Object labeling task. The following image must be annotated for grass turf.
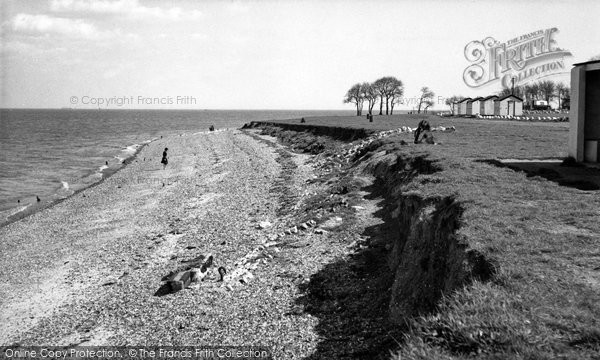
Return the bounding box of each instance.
[260,115,599,359]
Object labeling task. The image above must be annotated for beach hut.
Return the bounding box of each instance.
[569,59,600,162]
[468,97,483,116]
[457,98,471,116]
[494,95,523,116]
[480,95,499,115]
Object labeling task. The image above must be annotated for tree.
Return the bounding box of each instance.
[361,82,378,115]
[499,85,524,99]
[344,83,364,116]
[416,87,435,114]
[556,82,569,110]
[445,95,464,115]
[389,80,404,115]
[373,76,403,115]
[423,99,435,114]
[538,80,556,103]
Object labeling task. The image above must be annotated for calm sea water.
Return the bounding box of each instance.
[0,109,353,221]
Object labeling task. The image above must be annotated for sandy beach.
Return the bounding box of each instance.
[0,128,362,356]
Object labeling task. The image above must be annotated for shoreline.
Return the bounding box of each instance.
[0,141,153,230]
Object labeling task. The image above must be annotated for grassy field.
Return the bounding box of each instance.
[261,115,600,359]
[265,114,570,159]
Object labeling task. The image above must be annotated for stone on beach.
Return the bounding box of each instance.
[256,221,272,229]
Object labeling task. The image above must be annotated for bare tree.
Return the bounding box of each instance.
[556,82,571,109]
[556,82,569,109]
[416,87,435,114]
[499,85,524,98]
[373,76,403,115]
[372,78,387,115]
[389,80,404,115]
[423,99,435,114]
[445,95,464,115]
[538,80,557,103]
[344,83,364,116]
[361,82,378,115]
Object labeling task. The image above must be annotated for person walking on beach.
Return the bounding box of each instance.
[161,148,169,169]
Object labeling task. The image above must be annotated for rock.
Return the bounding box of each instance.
[257,221,272,230]
[346,240,358,249]
[284,229,292,235]
[300,223,309,231]
[102,279,117,286]
[321,216,343,229]
[315,229,326,234]
[308,219,317,227]
[290,226,298,234]
[352,205,365,210]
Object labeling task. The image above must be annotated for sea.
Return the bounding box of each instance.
[0,109,353,224]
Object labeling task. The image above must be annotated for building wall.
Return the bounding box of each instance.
[495,99,523,116]
[456,103,462,115]
[569,63,600,162]
[471,101,481,115]
[482,100,495,115]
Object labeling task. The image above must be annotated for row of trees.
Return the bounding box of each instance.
[344,77,435,116]
[498,80,571,109]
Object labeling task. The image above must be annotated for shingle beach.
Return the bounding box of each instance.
[0,129,366,357]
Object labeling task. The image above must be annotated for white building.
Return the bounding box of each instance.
[457,98,471,116]
[480,95,498,115]
[494,95,523,116]
[468,97,484,116]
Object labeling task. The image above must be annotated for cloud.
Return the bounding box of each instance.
[10,13,111,39]
[9,13,138,41]
[49,0,202,21]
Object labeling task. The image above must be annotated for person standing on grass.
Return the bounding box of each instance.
[161,148,169,169]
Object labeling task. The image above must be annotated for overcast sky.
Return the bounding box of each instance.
[1,0,599,110]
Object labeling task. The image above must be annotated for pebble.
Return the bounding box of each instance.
[257,221,272,229]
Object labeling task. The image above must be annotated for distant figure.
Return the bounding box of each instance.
[368,114,373,122]
[414,120,433,144]
[17,199,20,203]
[36,196,41,202]
[209,125,215,131]
[300,118,306,123]
[105,160,108,166]
[161,148,169,169]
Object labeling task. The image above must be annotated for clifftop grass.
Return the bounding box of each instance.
[255,115,600,359]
